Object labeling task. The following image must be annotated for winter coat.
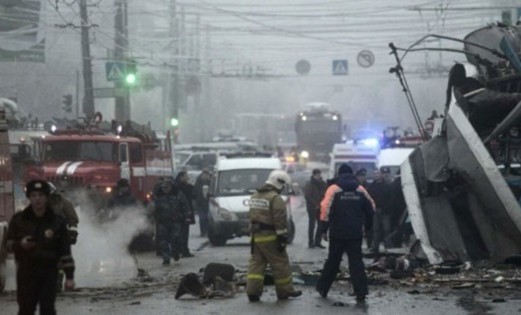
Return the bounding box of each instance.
[178,182,196,224]
[304,176,327,210]
[49,193,79,227]
[194,173,211,212]
[367,179,393,215]
[153,184,190,225]
[249,184,288,236]
[320,174,373,240]
[6,206,75,279]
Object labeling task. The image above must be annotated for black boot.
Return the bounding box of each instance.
[248,295,260,302]
[278,290,302,300]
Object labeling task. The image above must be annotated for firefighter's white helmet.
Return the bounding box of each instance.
[265,169,291,190]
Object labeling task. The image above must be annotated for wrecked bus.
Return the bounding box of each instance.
[395,23,521,264]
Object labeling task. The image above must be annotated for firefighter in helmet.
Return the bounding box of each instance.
[246,170,302,302]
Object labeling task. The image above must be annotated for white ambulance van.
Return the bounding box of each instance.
[328,139,380,181]
[207,154,295,246]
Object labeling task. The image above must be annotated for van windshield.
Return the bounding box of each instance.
[216,169,273,196]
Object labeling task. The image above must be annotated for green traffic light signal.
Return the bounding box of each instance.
[170,118,179,127]
[125,73,137,85]
[124,60,138,86]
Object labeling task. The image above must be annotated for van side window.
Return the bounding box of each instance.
[129,143,143,163]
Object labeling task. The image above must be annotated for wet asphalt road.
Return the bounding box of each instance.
[2,195,521,314]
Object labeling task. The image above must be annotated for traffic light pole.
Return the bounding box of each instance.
[79,0,95,117]
[114,0,130,122]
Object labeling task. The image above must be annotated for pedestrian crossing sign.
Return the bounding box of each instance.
[332,60,348,75]
[105,62,125,81]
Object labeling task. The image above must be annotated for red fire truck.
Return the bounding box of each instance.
[24,117,174,207]
[0,109,15,292]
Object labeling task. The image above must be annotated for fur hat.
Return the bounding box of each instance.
[25,180,51,198]
[338,164,353,175]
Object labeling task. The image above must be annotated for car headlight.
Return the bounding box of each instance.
[217,207,236,221]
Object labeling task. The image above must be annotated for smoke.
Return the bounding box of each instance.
[72,193,151,288]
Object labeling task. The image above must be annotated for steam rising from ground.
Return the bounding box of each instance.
[71,191,151,288]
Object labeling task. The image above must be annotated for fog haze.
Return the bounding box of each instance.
[0,0,513,140]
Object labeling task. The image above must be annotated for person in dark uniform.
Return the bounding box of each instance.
[368,167,393,253]
[194,169,212,237]
[6,180,75,315]
[152,179,190,265]
[317,166,373,303]
[174,171,195,258]
[355,168,372,249]
[303,169,327,248]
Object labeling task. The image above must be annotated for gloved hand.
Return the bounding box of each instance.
[276,235,287,252]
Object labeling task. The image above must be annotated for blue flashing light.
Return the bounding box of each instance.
[360,138,379,147]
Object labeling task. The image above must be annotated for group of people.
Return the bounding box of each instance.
[246,164,375,303]
[4,168,214,314]
[357,167,410,252]
[305,166,410,254]
[5,162,406,312]
[150,169,212,266]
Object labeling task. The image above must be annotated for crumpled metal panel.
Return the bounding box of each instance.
[403,104,521,264]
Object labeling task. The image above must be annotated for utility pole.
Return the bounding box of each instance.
[114,0,130,122]
[75,70,80,118]
[202,25,211,141]
[169,0,180,130]
[79,0,95,117]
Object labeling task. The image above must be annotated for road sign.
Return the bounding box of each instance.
[295,59,311,75]
[105,62,125,81]
[357,50,375,68]
[332,60,348,75]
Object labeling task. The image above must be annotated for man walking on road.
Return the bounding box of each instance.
[152,179,191,265]
[7,180,75,315]
[304,169,327,248]
[316,165,373,303]
[246,170,302,302]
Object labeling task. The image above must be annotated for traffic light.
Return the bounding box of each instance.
[62,94,73,113]
[125,61,138,85]
[170,117,179,127]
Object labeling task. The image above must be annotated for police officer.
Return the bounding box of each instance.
[152,179,190,265]
[246,170,302,302]
[48,182,79,292]
[316,165,373,303]
[6,180,75,315]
